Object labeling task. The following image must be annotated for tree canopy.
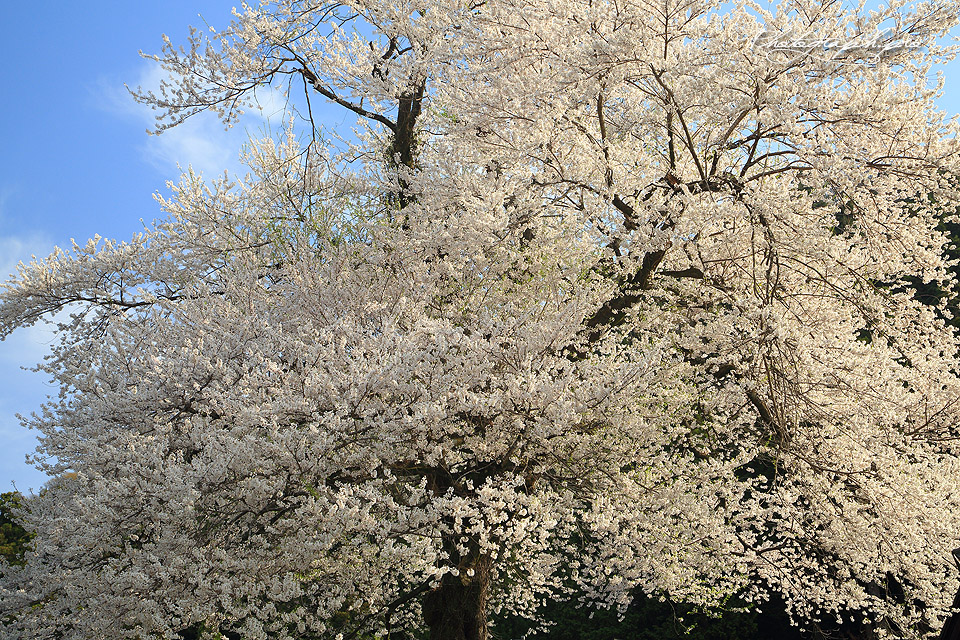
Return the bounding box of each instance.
[2,0,960,639]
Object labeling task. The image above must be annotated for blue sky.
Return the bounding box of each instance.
[1,3,959,492]
[0,1,258,492]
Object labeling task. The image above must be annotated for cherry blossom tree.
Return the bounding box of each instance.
[3,0,960,639]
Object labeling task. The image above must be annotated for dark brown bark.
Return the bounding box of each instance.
[298,57,424,211]
[422,555,493,640]
[393,81,425,170]
[390,81,426,212]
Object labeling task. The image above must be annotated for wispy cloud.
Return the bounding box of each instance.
[0,233,62,492]
[0,234,53,284]
[97,60,292,179]
[0,233,59,363]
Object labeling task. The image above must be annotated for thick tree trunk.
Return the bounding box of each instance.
[422,556,492,640]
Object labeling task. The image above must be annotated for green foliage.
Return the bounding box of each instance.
[0,491,31,569]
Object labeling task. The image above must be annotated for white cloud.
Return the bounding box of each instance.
[1,233,93,368]
[0,233,61,373]
[0,308,64,368]
[98,61,293,180]
[148,117,240,178]
[0,233,61,491]
[1,233,53,285]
